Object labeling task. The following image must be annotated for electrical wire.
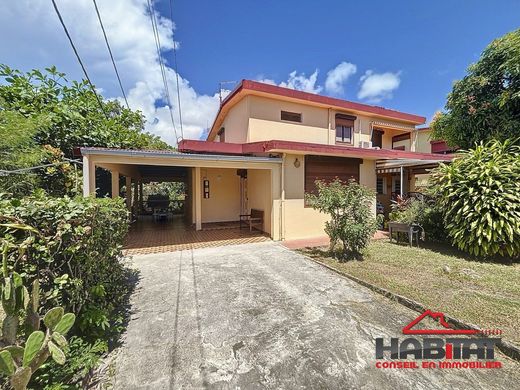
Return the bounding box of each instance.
[51,0,109,120]
[146,0,179,142]
[169,0,184,139]
[92,0,130,109]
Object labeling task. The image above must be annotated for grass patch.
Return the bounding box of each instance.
[299,240,520,346]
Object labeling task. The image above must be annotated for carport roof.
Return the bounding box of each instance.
[80,147,282,163]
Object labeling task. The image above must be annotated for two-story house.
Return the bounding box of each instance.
[81,80,452,241]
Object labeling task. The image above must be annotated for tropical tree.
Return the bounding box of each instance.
[0,111,46,196]
[0,65,169,156]
[431,28,520,148]
[0,65,170,196]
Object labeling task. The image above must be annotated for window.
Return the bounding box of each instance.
[377,177,386,195]
[281,111,302,123]
[393,177,401,195]
[372,129,384,148]
[335,114,356,144]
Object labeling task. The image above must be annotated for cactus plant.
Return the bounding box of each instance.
[0,241,75,390]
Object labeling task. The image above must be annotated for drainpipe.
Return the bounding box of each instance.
[280,153,286,241]
[369,121,374,146]
[400,166,404,197]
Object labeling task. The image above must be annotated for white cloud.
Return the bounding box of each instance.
[357,70,401,103]
[0,0,220,146]
[324,62,357,95]
[280,70,322,94]
[258,70,322,94]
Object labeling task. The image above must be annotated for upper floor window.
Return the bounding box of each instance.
[335,114,356,144]
[281,111,302,123]
[372,129,384,148]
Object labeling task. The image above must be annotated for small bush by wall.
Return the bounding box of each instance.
[307,179,377,259]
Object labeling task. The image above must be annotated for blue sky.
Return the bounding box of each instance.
[1,1,519,144]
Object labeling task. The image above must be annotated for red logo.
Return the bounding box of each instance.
[402,310,480,335]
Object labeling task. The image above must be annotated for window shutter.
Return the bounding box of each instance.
[304,155,360,199]
[335,114,356,127]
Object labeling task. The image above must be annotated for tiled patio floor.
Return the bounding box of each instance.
[123,217,270,255]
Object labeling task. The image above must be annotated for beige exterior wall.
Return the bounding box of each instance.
[245,95,414,149]
[248,95,329,144]
[200,168,241,223]
[280,154,377,240]
[282,153,328,239]
[360,159,377,215]
[247,169,272,235]
[415,129,432,153]
[219,96,250,143]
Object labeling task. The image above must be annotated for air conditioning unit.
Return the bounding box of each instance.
[358,141,373,149]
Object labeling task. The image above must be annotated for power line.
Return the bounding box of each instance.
[146,0,179,142]
[169,0,184,139]
[51,0,109,120]
[92,0,130,109]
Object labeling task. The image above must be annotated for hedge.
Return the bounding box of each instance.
[0,192,131,386]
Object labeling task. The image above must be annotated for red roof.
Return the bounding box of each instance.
[221,80,426,124]
[178,139,453,161]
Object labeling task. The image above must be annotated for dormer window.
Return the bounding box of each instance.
[281,111,302,123]
[335,114,356,144]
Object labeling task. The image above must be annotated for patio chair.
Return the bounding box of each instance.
[239,209,264,232]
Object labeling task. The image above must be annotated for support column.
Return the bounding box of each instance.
[133,181,139,216]
[139,182,144,214]
[194,167,202,231]
[82,156,96,197]
[125,176,132,210]
[111,170,119,199]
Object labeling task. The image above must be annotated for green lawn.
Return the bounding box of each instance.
[299,240,520,346]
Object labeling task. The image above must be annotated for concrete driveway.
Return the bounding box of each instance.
[113,242,519,389]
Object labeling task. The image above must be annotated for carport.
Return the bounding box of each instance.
[80,148,282,253]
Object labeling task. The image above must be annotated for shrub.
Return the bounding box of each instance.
[0,230,76,390]
[389,197,447,243]
[0,193,131,386]
[307,179,377,259]
[431,139,520,257]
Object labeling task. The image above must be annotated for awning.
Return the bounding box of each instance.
[372,121,416,132]
[376,158,448,174]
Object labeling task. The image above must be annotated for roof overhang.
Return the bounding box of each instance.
[208,80,427,141]
[178,140,454,162]
[80,147,282,165]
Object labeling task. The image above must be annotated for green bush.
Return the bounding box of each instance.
[0,193,132,387]
[389,197,447,243]
[431,139,520,257]
[0,193,129,318]
[307,179,377,259]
